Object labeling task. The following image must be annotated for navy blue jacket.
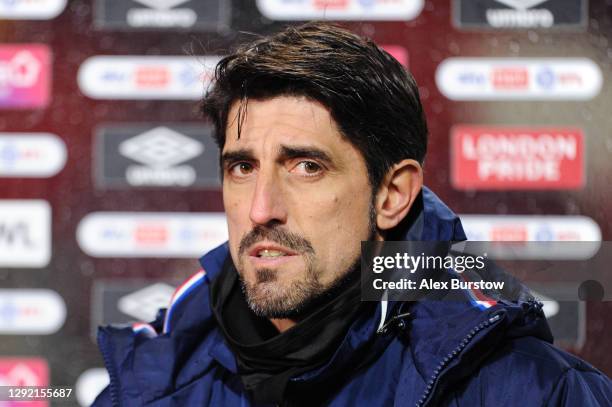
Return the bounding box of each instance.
[93,188,611,406]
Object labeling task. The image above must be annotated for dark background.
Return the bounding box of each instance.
[0,0,610,404]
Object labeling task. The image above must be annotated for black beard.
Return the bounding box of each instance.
[239,257,361,320]
[237,198,378,320]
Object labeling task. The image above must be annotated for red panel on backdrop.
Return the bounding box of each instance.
[451,126,584,190]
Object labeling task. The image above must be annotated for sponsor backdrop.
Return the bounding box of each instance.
[0,0,611,403]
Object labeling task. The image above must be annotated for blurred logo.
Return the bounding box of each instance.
[77,212,228,257]
[0,358,49,406]
[95,124,219,189]
[491,67,528,89]
[0,289,66,334]
[128,0,195,28]
[94,0,229,30]
[0,200,51,268]
[117,283,175,321]
[119,126,203,186]
[77,56,219,100]
[256,0,424,20]
[90,280,176,341]
[436,58,602,100]
[0,0,66,19]
[487,0,553,28]
[75,368,109,407]
[0,45,51,109]
[453,0,586,29]
[451,126,584,190]
[460,215,601,242]
[0,133,67,178]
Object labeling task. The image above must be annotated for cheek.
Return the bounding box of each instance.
[223,191,249,258]
[307,192,371,266]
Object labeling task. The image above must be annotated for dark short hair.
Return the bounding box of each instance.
[201,22,427,190]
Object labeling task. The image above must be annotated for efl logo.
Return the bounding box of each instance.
[0,289,66,334]
[436,58,602,100]
[0,358,49,407]
[94,0,229,30]
[0,0,66,20]
[0,200,51,268]
[451,126,584,190]
[0,133,67,178]
[256,0,424,21]
[95,125,219,189]
[453,0,587,29]
[460,215,601,242]
[0,45,51,109]
[75,368,109,407]
[77,55,219,100]
[76,212,228,257]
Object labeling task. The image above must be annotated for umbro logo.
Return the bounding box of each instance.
[95,124,219,189]
[494,0,549,10]
[117,283,175,322]
[119,126,203,169]
[132,0,190,10]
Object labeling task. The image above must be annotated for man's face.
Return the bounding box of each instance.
[222,95,374,318]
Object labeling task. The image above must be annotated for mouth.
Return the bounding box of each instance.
[247,242,299,265]
[249,242,298,257]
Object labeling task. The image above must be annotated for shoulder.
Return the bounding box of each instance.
[493,336,603,376]
[472,336,611,406]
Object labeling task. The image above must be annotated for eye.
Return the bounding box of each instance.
[292,161,323,177]
[229,162,254,177]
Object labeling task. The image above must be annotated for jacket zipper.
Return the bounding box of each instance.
[98,329,121,407]
[414,311,504,407]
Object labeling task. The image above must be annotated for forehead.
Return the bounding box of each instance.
[223,95,346,152]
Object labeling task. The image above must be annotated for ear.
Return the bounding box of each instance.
[374,159,423,231]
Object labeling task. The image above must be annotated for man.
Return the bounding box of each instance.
[93,23,611,406]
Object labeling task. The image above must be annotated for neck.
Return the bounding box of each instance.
[270,318,296,333]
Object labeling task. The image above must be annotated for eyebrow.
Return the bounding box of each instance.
[220,145,334,168]
[220,149,254,168]
[277,145,333,165]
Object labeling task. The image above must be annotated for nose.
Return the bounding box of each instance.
[248,169,288,226]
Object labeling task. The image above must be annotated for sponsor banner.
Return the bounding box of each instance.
[95,124,219,189]
[453,0,587,29]
[256,0,424,21]
[381,45,409,68]
[0,200,51,268]
[90,280,175,339]
[0,133,67,178]
[77,55,219,100]
[460,215,601,242]
[0,0,66,20]
[0,358,49,407]
[451,126,584,190]
[0,289,66,335]
[94,0,229,30]
[77,212,227,258]
[75,368,110,407]
[436,58,602,100]
[0,45,51,109]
